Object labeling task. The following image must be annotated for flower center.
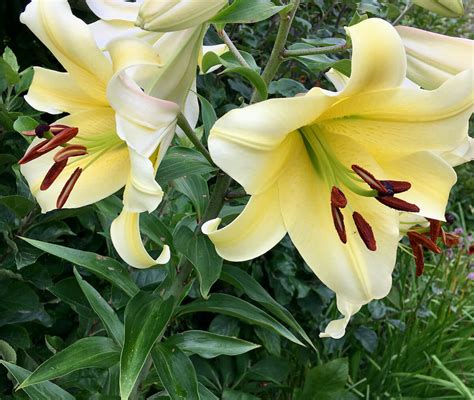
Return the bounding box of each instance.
[299,125,420,251]
[19,124,123,209]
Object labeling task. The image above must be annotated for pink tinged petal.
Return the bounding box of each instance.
[111,209,170,269]
[202,184,286,262]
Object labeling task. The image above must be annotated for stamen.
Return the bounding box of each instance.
[331,186,347,208]
[381,180,411,195]
[50,124,71,135]
[351,164,389,195]
[56,167,82,209]
[410,239,425,276]
[407,231,441,254]
[18,140,49,164]
[376,196,420,213]
[35,124,50,138]
[38,127,79,154]
[352,212,376,251]
[331,205,347,244]
[444,233,460,248]
[427,219,441,243]
[40,160,68,191]
[54,145,87,163]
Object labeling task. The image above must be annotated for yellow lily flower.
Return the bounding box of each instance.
[395,26,474,90]
[202,18,474,338]
[19,0,189,268]
[412,0,464,17]
[136,0,228,32]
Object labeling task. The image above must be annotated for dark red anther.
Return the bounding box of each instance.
[427,219,441,243]
[408,235,425,276]
[376,196,420,213]
[53,144,87,163]
[444,233,460,248]
[440,228,447,245]
[352,212,376,251]
[38,127,79,154]
[331,204,347,244]
[407,231,441,254]
[40,160,68,191]
[331,186,347,208]
[18,140,49,164]
[35,124,50,138]
[49,124,71,135]
[468,244,474,256]
[351,164,389,195]
[381,180,411,195]
[57,167,82,209]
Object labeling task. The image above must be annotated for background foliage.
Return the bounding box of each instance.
[0,0,473,399]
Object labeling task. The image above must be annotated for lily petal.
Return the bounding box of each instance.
[20,0,112,103]
[202,184,286,261]
[279,134,399,305]
[320,296,362,339]
[209,91,335,194]
[111,209,170,269]
[342,18,406,97]
[21,110,129,213]
[86,0,142,22]
[438,136,474,167]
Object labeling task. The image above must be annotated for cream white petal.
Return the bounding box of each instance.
[86,0,141,21]
[202,184,286,262]
[319,296,362,339]
[111,210,170,269]
[341,18,406,97]
[209,90,335,194]
[278,134,399,305]
[438,137,474,167]
[20,0,112,103]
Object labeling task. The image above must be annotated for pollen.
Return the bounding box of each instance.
[352,212,376,251]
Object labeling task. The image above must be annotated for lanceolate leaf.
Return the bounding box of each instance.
[20,238,139,297]
[74,269,125,346]
[178,294,304,346]
[120,292,174,400]
[19,337,120,388]
[152,343,200,400]
[221,265,314,349]
[166,330,260,359]
[211,0,291,24]
[1,361,75,400]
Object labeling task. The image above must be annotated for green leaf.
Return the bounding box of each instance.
[19,337,120,388]
[220,265,314,349]
[20,238,139,297]
[198,94,217,141]
[0,58,20,85]
[120,292,174,400]
[157,147,216,185]
[354,326,378,353]
[174,226,222,299]
[3,47,19,72]
[49,277,95,318]
[151,343,200,400]
[13,115,38,134]
[211,0,290,24]
[0,195,36,218]
[0,325,32,349]
[74,269,125,346]
[166,330,260,359]
[269,78,307,97]
[222,389,261,400]
[223,66,268,101]
[1,361,75,400]
[15,67,34,94]
[0,339,17,363]
[174,175,209,219]
[178,294,304,346]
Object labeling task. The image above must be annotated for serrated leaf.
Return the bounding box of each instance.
[19,337,120,388]
[20,238,139,297]
[1,361,75,400]
[178,294,304,346]
[74,269,125,346]
[174,226,222,298]
[151,343,200,400]
[211,0,290,24]
[166,330,260,359]
[120,292,174,400]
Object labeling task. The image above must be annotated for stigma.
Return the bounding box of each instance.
[19,124,86,209]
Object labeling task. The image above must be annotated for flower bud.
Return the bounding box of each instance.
[137,0,228,32]
[412,0,464,17]
[396,26,474,89]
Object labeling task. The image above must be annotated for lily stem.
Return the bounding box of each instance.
[282,41,347,57]
[251,0,300,103]
[393,1,413,25]
[177,112,216,168]
[218,29,251,69]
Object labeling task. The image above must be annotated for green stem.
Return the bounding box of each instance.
[177,113,216,167]
[283,42,347,57]
[393,1,413,25]
[200,173,233,225]
[218,29,251,69]
[251,0,301,103]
